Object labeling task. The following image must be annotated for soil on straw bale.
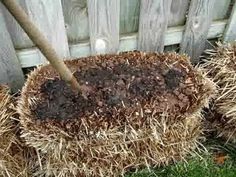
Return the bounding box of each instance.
[18,51,215,176]
[36,63,187,120]
[24,51,209,135]
[201,43,236,143]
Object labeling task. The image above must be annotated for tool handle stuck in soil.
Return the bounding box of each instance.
[1,0,81,93]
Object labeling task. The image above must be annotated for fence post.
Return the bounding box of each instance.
[138,0,172,52]
[2,0,69,65]
[223,1,236,42]
[61,0,89,43]
[87,0,120,55]
[180,0,216,63]
[0,6,24,92]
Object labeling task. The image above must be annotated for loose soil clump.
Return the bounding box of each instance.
[18,51,215,176]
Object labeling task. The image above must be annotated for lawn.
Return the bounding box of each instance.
[127,138,236,177]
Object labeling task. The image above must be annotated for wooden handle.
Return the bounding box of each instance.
[1,0,81,92]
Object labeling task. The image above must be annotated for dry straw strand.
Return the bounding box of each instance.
[201,42,236,143]
[0,85,37,177]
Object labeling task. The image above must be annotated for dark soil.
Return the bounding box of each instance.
[27,51,204,134]
[35,65,186,120]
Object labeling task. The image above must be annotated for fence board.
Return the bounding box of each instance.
[2,1,32,49]
[213,0,231,20]
[138,0,171,52]
[2,0,69,65]
[168,0,190,27]
[120,0,140,34]
[223,1,236,42]
[180,0,216,63]
[88,0,120,55]
[0,8,24,92]
[16,20,227,68]
[61,0,89,43]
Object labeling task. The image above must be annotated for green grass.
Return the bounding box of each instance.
[126,139,236,177]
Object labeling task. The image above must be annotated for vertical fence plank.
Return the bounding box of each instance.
[2,0,69,65]
[88,0,120,55]
[138,0,171,52]
[212,0,231,20]
[120,0,140,34]
[168,0,190,27]
[61,0,89,43]
[0,7,24,92]
[223,1,236,42]
[180,0,216,63]
[1,1,33,49]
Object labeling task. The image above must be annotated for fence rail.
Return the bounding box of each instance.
[0,0,236,91]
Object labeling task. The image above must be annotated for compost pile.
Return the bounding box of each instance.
[202,43,236,143]
[0,85,36,177]
[18,51,215,176]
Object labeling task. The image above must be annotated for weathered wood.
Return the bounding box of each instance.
[120,0,140,34]
[2,0,81,92]
[138,0,172,52]
[87,0,120,55]
[0,7,24,92]
[1,0,32,49]
[180,0,216,63]
[213,0,231,20]
[1,0,69,64]
[223,1,236,42]
[168,0,190,27]
[61,0,89,43]
[17,20,228,68]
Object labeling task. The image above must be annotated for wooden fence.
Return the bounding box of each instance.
[0,0,236,92]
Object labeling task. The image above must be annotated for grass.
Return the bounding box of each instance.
[126,138,236,177]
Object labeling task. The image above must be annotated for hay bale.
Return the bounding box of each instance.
[18,51,215,176]
[0,85,37,177]
[201,42,236,143]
